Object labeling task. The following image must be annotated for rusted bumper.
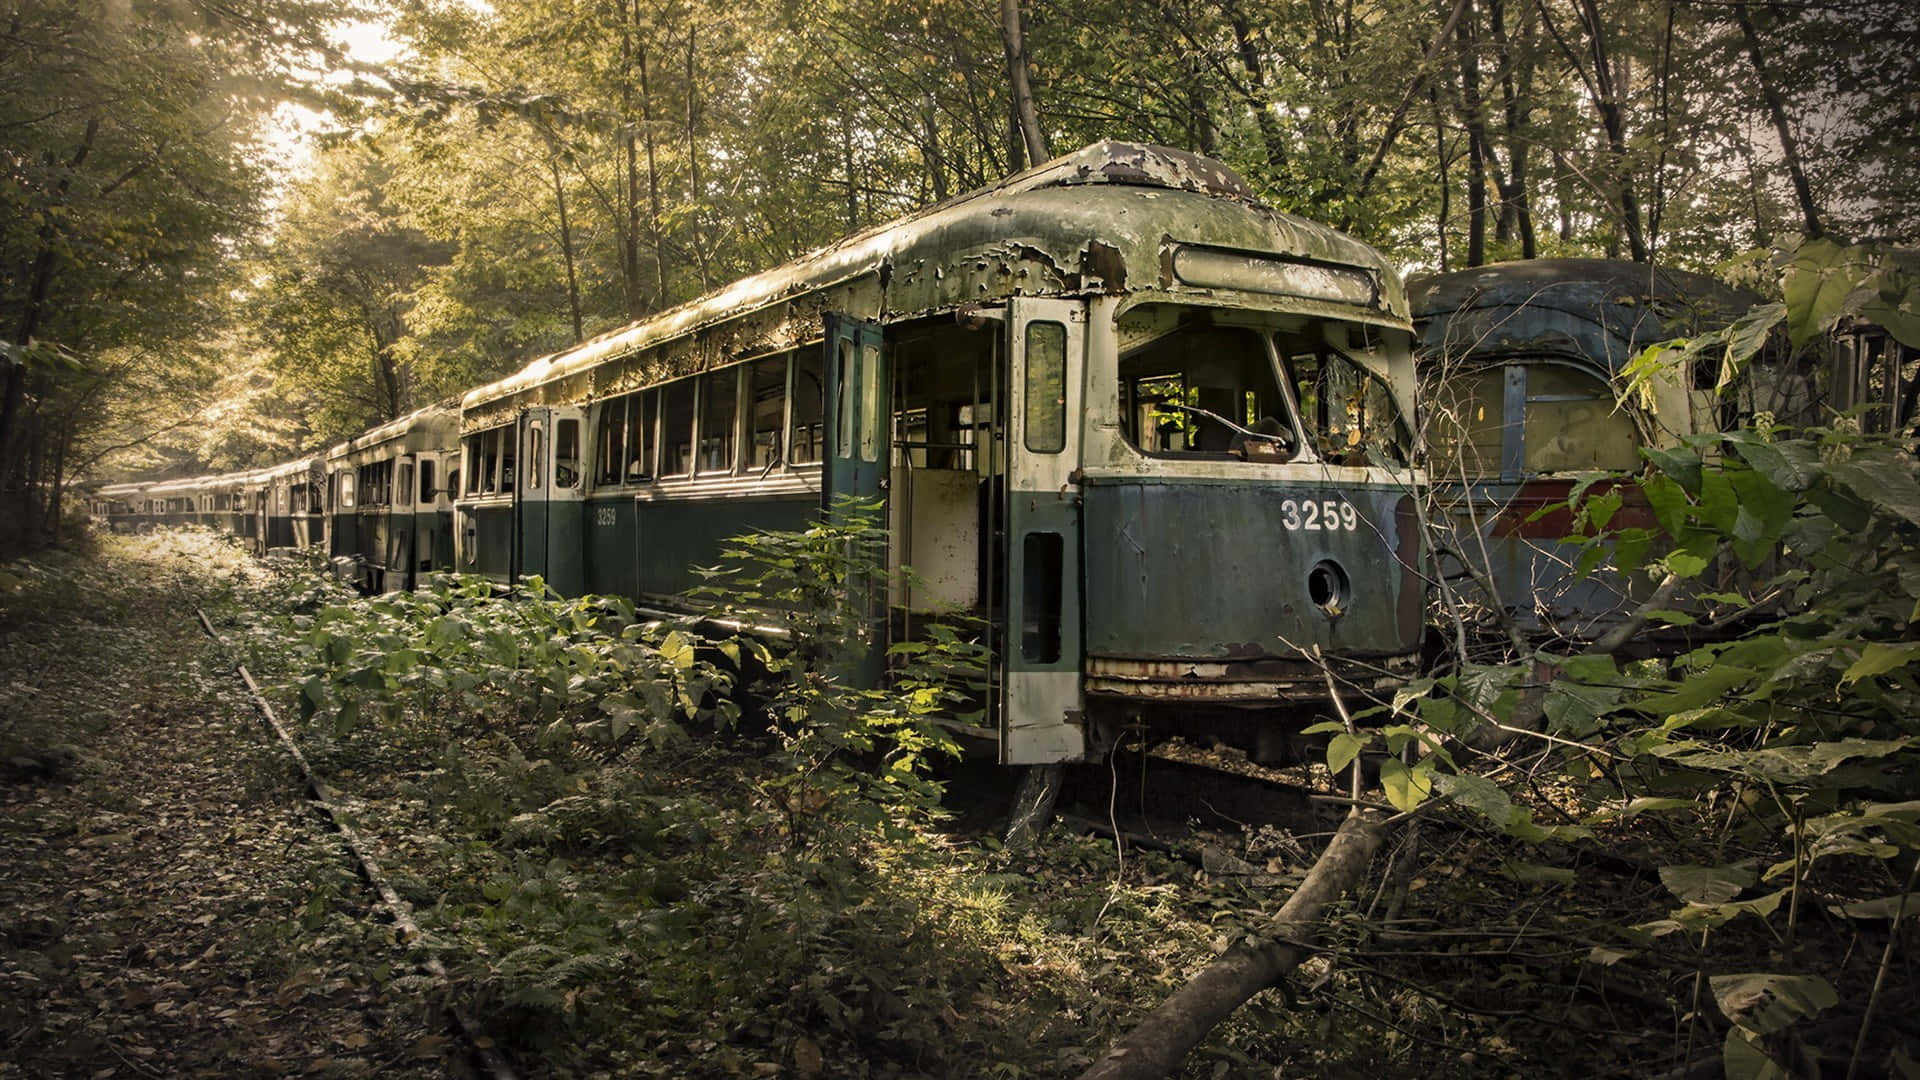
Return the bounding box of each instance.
[1084,652,1420,703]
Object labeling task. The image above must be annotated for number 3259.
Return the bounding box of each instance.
[1281,499,1358,531]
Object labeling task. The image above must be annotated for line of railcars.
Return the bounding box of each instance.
[89,155,1906,766]
[93,142,1430,767]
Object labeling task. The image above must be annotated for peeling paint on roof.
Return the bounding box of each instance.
[464,141,1408,419]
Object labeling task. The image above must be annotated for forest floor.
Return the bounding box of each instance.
[1,530,1816,1079]
[0,533,449,1078]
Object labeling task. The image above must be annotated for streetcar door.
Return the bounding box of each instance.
[390,454,416,591]
[1001,298,1086,764]
[822,314,889,686]
[515,408,552,590]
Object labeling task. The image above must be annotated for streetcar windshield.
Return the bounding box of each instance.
[1280,330,1405,465]
[1117,305,1406,465]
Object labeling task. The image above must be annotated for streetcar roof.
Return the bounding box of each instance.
[324,400,460,461]
[1408,258,1764,374]
[464,141,1409,412]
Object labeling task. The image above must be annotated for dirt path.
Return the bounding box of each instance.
[0,537,452,1078]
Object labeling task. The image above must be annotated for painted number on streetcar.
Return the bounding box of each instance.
[594,506,617,527]
[1281,499,1359,531]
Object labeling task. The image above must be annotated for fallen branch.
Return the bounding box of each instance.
[1077,808,1387,1080]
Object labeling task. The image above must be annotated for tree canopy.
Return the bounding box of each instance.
[1,0,1908,521]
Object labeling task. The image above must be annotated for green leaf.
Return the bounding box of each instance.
[1698,468,1739,534]
[1663,551,1710,578]
[1732,439,1821,493]
[1831,892,1920,920]
[1710,972,1838,1036]
[1659,863,1756,904]
[660,630,696,670]
[1499,861,1576,884]
[1434,772,1511,823]
[1642,447,1703,495]
[1654,736,1914,783]
[1378,758,1432,813]
[1326,733,1364,775]
[1723,1029,1789,1080]
[1840,642,1920,685]
[1586,489,1624,530]
[1826,457,1920,528]
[1586,945,1634,966]
[1783,237,1866,346]
[1642,472,1692,535]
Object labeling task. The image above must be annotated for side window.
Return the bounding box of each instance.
[662,379,695,477]
[835,339,855,458]
[397,461,414,507]
[1024,321,1067,453]
[858,343,882,463]
[419,459,435,503]
[1422,367,1506,481]
[499,423,516,490]
[526,422,544,490]
[627,391,656,481]
[555,418,581,488]
[790,348,825,465]
[749,355,786,470]
[699,368,739,473]
[597,397,627,485]
[1522,365,1639,473]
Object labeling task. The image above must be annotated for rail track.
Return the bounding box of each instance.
[195,609,520,1080]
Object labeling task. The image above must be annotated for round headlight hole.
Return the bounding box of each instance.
[1308,559,1349,614]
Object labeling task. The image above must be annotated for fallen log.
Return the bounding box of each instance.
[1077,808,1387,1080]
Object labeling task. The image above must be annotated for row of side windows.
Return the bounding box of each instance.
[593,349,825,487]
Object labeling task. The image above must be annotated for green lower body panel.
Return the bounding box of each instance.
[534,501,585,596]
[579,493,814,604]
[1078,477,1423,715]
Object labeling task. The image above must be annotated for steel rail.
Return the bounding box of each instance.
[195,609,520,1080]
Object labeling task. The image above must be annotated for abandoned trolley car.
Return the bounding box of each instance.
[452,142,1425,764]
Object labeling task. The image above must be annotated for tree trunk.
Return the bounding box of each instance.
[1732,1,1823,238]
[1488,0,1537,257]
[641,54,668,307]
[999,0,1048,169]
[620,0,645,318]
[1002,764,1064,849]
[1342,0,1472,232]
[1077,810,1388,1080]
[552,160,583,343]
[1222,0,1285,171]
[1456,2,1488,266]
[684,25,711,291]
[842,118,860,230]
[920,94,951,201]
[1578,0,1648,261]
[3,113,99,500]
[1433,84,1451,272]
[46,414,70,545]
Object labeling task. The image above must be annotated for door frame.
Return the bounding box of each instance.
[1001,298,1087,764]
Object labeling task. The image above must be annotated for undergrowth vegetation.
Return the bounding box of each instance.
[247,508,1307,1077]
